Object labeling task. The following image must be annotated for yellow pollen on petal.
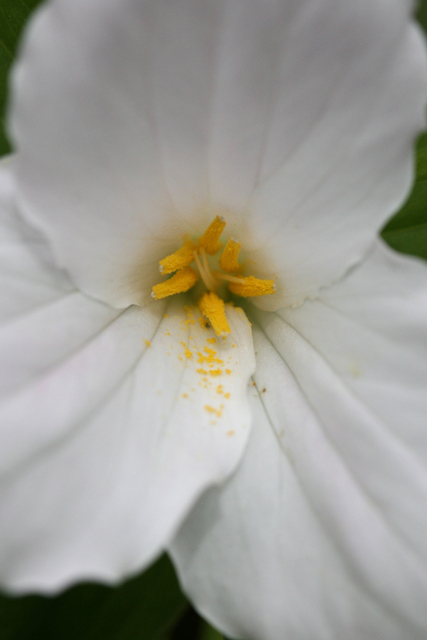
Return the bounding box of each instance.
[198,291,231,337]
[219,237,242,273]
[151,267,199,300]
[197,350,223,365]
[228,275,276,298]
[159,240,196,274]
[205,404,224,418]
[198,216,226,255]
[198,315,209,328]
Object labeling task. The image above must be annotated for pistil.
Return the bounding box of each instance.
[193,250,217,291]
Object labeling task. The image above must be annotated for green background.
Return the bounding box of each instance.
[0,1,426,639]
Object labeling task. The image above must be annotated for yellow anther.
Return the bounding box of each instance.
[152,267,198,300]
[219,237,242,273]
[159,240,196,274]
[198,291,231,337]
[228,275,275,298]
[198,216,226,255]
[152,216,276,315]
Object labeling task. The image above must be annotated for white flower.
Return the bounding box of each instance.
[1,0,427,638]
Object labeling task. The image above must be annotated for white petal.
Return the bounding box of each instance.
[10,0,426,309]
[10,0,223,308]
[170,242,427,639]
[0,289,255,591]
[0,162,256,591]
[243,1,427,309]
[0,159,73,321]
[276,239,427,460]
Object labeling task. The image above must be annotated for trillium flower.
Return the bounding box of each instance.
[1,0,427,637]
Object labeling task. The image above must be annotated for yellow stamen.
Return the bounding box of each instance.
[152,267,198,300]
[219,237,242,273]
[228,275,276,298]
[152,216,276,316]
[159,240,196,274]
[198,291,231,336]
[198,216,226,255]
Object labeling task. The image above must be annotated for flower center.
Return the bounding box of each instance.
[151,216,275,336]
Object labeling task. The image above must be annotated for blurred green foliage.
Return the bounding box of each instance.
[382,132,427,260]
[0,0,44,154]
[0,555,188,640]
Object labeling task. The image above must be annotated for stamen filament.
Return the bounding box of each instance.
[151,267,199,299]
[228,275,276,298]
[215,272,246,285]
[198,291,231,336]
